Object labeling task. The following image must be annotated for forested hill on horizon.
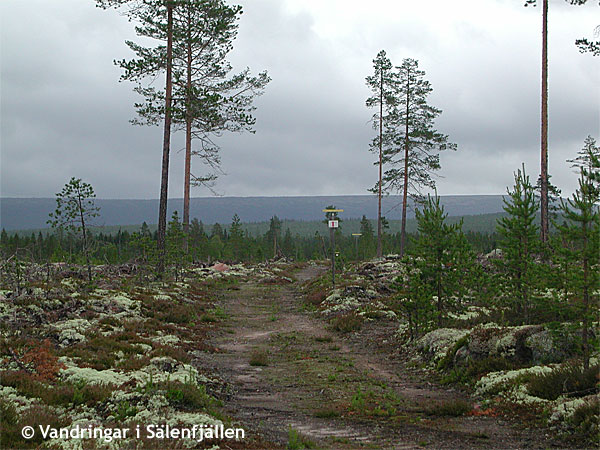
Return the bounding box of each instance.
[0,195,506,230]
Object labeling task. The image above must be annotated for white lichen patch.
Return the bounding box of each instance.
[475,365,553,396]
[110,293,139,310]
[53,318,94,345]
[501,384,552,406]
[416,328,470,361]
[447,306,491,321]
[61,366,128,386]
[550,394,599,423]
[60,277,79,291]
[0,386,40,414]
[322,297,361,315]
[151,333,180,346]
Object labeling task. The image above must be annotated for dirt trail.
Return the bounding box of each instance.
[195,265,556,449]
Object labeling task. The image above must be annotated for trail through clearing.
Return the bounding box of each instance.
[195,265,556,449]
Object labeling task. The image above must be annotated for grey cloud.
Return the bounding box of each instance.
[1,0,597,201]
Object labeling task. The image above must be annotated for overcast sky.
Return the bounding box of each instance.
[1,0,598,199]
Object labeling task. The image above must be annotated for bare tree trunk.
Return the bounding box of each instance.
[157,1,174,276]
[540,0,549,243]
[377,71,383,258]
[77,194,92,282]
[582,222,589,370]
[400,72,410,257]
[183,8,193,252]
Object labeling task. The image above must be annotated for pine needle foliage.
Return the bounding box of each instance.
[402,193,475,330]
[496,165,545,324]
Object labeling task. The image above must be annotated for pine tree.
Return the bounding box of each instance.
[366,50,397,258]
[381,58,456,257]
[188,217,207,261]
[228,213,244,260]
[410,193,474,327]
[121,1,269,236]
[166,211,187,280]
[496,165,542,324]
[524,0,595,242]
[97,0,175,275]
[554,168,599,369]
[576,24,600,56]
[267,216,282,258]
[282,228,294,257]
[568,135,600,197]
[359,215,375,259]
[47,178,100,282]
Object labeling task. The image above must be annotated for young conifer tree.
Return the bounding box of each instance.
[166,211,187,280]
[553,167,599,370]
[48,178,100,282]
[411,193,474,327]
[496,165,542,324]
[228,213,244,260]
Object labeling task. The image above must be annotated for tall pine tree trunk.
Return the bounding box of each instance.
[540,0,549,243]
[157,1,174,276]
[400,72,410,257]
[582,221,589,370]
[376,71,383,258]
[183,8,193,251]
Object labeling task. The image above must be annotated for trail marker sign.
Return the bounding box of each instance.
[328,220,339,229]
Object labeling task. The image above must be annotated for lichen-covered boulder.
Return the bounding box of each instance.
[415,328,470,362]
[493,325,543,360]
[467,325,504,358]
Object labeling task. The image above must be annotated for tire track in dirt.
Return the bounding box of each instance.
[194,264,557,449]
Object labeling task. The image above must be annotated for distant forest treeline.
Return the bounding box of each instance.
[2,211,507,238]
[0,195,507,230]
[0,213,501,265]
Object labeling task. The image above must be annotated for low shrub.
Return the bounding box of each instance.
[1,371,114,407]
[527,362,599,401]
[287,425,316,449]
[330,312,363,333]
[142,297,197,324]
[567,398,600,446]
[162,381,217,410]
[314,408,340,418]
[113,400,138,422]
[426,399,472,417]
[200,306,227,323]
[249,349,269,367]
[306,288,327,306]
[1,404,68,448]
[150,344,191,363]
[440,356,517,385]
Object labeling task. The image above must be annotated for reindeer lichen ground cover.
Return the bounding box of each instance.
[1,257,597,449]
[0,261,287,449]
